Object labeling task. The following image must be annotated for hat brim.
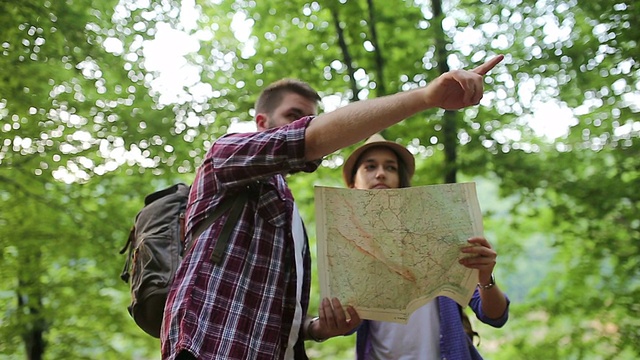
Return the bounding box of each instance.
[342,139,415,187]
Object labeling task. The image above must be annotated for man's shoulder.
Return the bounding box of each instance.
[207,132,256,155]
[214,131,254,143]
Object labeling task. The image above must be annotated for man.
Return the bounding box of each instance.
[161,55,505,360]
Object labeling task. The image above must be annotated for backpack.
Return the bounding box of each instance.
[119,183,247,338]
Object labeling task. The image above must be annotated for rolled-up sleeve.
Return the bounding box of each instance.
[209,116,321,189]
[470,290,510,328]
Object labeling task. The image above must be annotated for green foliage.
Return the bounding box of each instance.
[1,0,639,358]
[0,0,185,358]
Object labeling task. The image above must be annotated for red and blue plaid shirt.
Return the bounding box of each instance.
[161,117,320,360]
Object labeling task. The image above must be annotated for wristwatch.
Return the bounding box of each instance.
[478,273,495,290]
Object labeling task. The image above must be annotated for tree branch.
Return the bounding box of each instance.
[329,6,360,102]
[0,173,82,227]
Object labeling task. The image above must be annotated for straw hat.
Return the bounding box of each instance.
[342,133,415,187]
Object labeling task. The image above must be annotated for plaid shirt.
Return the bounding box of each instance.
[356,292,510,360]
[161,117,320,360]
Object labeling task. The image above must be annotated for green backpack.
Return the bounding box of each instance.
[119,183,247,337]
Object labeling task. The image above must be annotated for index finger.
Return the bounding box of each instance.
[467,236,491,247]
[472,54,505,76]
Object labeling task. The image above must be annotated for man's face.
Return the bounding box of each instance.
[256,92,318,131]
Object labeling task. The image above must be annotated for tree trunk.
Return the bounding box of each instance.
[366,0,387,96]
[18,253,47,360]
[432,0,457,184]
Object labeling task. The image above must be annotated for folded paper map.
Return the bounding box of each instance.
[314,182,483,324]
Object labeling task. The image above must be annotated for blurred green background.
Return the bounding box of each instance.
[1,0,639,358]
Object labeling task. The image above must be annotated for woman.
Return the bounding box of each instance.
[342,134,510,360]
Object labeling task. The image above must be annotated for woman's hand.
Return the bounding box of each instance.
[459,236,497,285]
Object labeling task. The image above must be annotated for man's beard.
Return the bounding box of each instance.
[267,117,277,129]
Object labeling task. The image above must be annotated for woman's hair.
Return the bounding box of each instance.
[461,310,480,346]
[351,146,412,188]
[396,154,412,188]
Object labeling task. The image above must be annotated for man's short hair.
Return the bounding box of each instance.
[255,79,321,115]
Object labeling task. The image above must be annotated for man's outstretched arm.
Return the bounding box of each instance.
[304,55,505,161]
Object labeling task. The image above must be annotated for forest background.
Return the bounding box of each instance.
[1,0,638,359]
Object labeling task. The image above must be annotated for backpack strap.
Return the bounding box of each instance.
[188,190,249,265]
[210,191,249,264]
[119,228,136,282]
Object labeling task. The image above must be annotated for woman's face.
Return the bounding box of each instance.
[351,147,400,190]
